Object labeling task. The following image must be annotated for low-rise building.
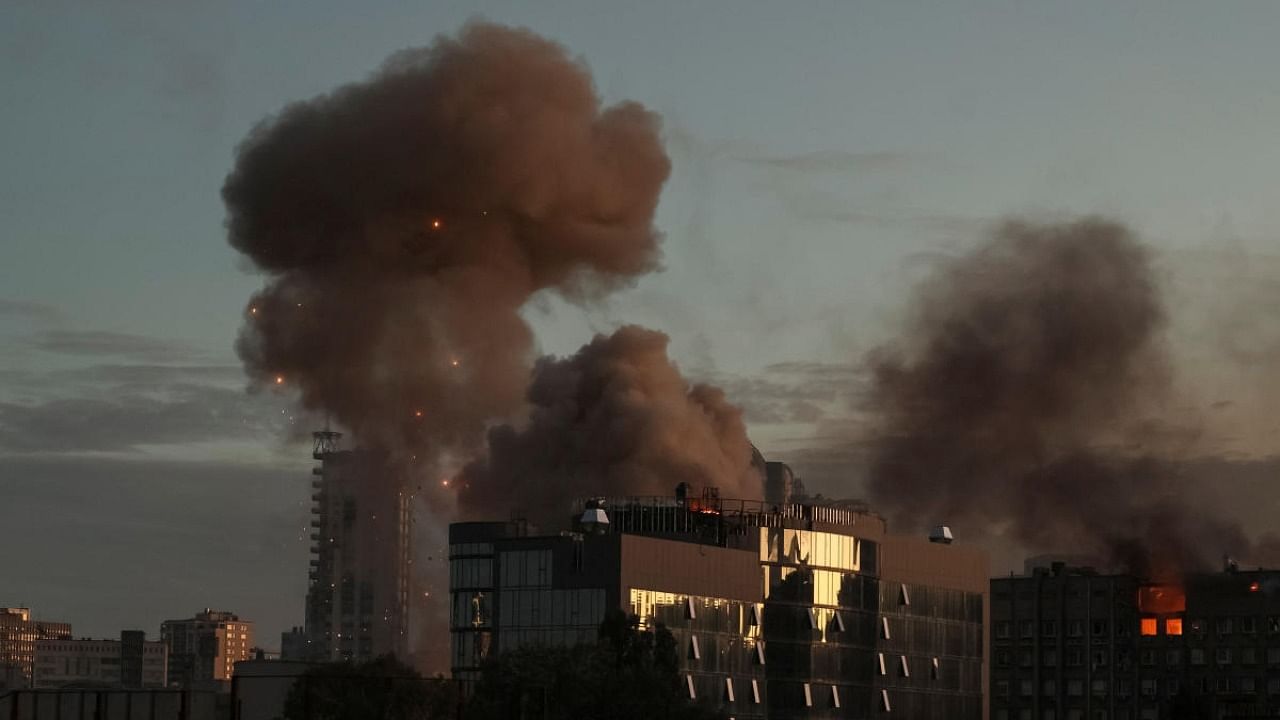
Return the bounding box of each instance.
[33,631,167,688]
[0,607,72,689]
[991,561,1280,720]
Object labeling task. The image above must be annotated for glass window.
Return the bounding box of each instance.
[1165,618,1182,636]
[1140,618,1157,636]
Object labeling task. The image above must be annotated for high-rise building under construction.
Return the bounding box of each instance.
[301,430,411,661]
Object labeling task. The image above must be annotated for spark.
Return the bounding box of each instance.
[249,306,258,315]
[275,376,284,385]
[450,358,460,367]
[441,479,450,487]
[414,410,424,418]
[431,219,442,229]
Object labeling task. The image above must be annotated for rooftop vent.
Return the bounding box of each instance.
[928,526,954,544]
[580,499,610,534]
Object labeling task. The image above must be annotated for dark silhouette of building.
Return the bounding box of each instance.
[991,561,1280,720]
[449,475,987,719]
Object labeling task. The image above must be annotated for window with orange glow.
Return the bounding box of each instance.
[1141,618,1158,636]
[1166,618,1183,636]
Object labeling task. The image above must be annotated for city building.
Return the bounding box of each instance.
[279,627,308,662]
[303,431,411,662]
[160,610,253,690]
[0,607,71,689]
[32,631,167,688]
[449,472,988,719]
[991,561,1280,720]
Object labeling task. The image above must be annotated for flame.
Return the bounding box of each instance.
[431,219,442,229]
[441,479,450,487]
[414,410,424,418]
[1138,584,1186,614]
[1251,581,1261,593]
[274,375,285,385]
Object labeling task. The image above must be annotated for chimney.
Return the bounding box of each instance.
[928,526,954,544]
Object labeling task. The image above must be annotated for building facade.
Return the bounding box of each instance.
[449,483,987,719]
[991,562,1280,720]
[303,436,411,662]
[160,610,253,690]
[33,632,167,688]
[0,607,72,689]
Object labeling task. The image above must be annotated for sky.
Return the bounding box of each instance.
[3,1,1280,648]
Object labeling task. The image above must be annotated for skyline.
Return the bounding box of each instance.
[4,2,1280,646]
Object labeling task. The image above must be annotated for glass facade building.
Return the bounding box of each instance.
[450,489,988,718]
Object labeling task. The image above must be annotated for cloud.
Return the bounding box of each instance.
[31,331,198,362]
[0,454,307,644]
[0,299,62,323]
[0,384,287,453]
[736,149,915,174]
[702,360,863,425]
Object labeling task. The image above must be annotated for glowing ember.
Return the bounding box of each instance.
[450,358,460,367]
[414,410,424,418]
[1251,581,1261,592]
[441,479,450,487]
[274,376,284,385]
[431,219,442,229]
[249,306,258,314]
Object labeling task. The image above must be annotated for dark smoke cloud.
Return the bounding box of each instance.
[863,217,1255,578]
[223,21,670,462]
[458,326,761,526]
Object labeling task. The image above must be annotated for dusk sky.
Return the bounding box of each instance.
[4,2,1280,648]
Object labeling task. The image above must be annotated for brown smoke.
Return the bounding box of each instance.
[223,22,670,464]
[458,325,761,527]
[864,217,1252,578]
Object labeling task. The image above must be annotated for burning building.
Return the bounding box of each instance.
[300,431,411,662]
[991,561,1280,720]
[449,470,989,719]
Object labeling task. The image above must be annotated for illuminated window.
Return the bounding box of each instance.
[688,636,700,660]
[1140,618,1157,636]
[881,616,891,640]
[685,675,696,700]
[723,677,735,702]
[877,653,887,676]
[1165,618,1183,636]
[803,683,813,708]
[751,679,761,704]
[830,685,841,709]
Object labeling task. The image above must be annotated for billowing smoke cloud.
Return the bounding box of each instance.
[459,325,761,526]
[223,22,670,464]
[864,217,1253,578]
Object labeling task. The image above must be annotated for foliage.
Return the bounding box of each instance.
[282,655,457,720]
[464,609,724,720]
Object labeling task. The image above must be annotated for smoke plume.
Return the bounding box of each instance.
[864,217,1252,578]
[223,22,670,464]
[459,325,761,526]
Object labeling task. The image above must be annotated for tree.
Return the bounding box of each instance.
[464,610,724,720]
[282,655,457,720]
